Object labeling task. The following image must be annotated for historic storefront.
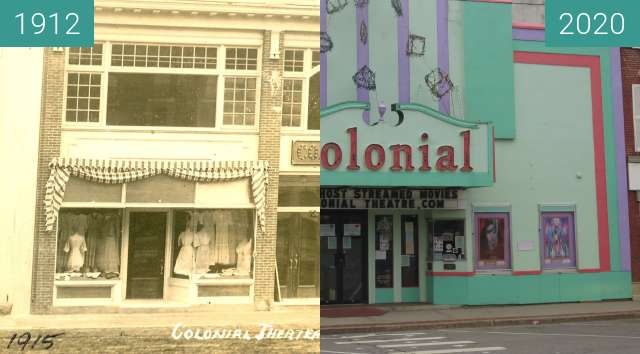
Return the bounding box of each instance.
[320,0,631,305]
[27,0,319,314]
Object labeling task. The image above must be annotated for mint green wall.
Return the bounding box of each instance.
[467,64,600,272]
[430,272,631,305]
[409,0,438,109]
[375,288,394,304]
[463,2,515,138]
[325,4,356,106]
[369,0,398,108]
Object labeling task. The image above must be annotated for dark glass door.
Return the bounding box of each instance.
[127,212,166,299]
[320,211,367,304]
[277,212,320,299]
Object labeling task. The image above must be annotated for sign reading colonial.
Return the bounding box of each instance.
[320,103,495,187]
[291,141,320,165]
[321,187,465,210]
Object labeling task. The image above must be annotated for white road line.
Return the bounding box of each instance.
[320,350,369,354]
[390,347,507,354]
[331,334,376,339]
[440,329,640,340]
[335,336,446,344]
[378,340,475,348]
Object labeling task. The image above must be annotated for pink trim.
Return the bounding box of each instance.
[513,51,610,273]
[512,22,545,30]
[578,268,601,273]
[430,272,475,277]
[512,270,542,276]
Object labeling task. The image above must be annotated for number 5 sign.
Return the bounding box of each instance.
[546,0,640,47]
[0,0,93,47]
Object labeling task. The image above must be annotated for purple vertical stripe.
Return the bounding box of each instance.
[397,0,410,103]
[357,2,370,123]
[512,28,545,41]
[437,0,450,114]
[611,48,631,272]
[320,0,327,108]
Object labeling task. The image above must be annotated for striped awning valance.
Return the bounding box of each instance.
[44,158,269,232]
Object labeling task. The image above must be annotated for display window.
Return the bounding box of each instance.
[431,219,466,262]
[171,209,254,279]
[475,212,511,270]
[55,209,122,280]
[540,211,576,269]
[374,215,393,288]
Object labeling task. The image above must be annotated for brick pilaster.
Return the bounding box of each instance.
[30,49,65,314]
[255,31,284,310]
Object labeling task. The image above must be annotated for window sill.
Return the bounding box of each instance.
[54,279,120,287]
[61,124,260,135]
[281,129,320,137]
[542,268,578,274]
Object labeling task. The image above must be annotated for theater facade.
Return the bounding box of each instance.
[320,0,631,305]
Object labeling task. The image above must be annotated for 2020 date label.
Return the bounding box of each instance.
[0,0,93,47]
[546,0,640,47]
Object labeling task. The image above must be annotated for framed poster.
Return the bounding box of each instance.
[540,212,576,269]
[475,213,510,270]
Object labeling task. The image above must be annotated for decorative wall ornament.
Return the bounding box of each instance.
[407,34,426,56]
[355,0,369,7]
[263,70,282,98]
[391,0,403,16]
[425,68,454,99]
[360,21,368,45]
[320,32,333,53]
[326,0,349,14]
[353,65,376,91]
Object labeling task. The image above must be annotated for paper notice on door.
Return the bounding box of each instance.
[327,236,337,249]
[344,223,361,236]
[343,236,352,249]
[375,250,386,260]
[320,224,336,237]
[401,255,411,267]
[405,223,415,255]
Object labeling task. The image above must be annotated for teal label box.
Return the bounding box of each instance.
[0,0,94,47]
[546,0,640,47]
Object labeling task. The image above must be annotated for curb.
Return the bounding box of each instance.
[320,310,640,334]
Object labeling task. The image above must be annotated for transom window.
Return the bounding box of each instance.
[64,42,260,129]
[282,48,320,130]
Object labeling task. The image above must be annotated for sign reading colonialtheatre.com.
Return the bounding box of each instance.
[321,187,464,210]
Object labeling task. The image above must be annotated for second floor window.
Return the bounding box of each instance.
[64,42,260,129]
[282,48,320,131]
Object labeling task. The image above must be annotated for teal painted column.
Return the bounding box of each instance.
[463,2,515,139]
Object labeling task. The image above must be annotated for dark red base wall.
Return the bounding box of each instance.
[621,48,640,282]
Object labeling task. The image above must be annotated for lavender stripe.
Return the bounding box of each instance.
[397,0,410,103]
[611,48,631,272]
[437,0,450,114]
[512,28,545,41]
[357,2,370,123]
[320,0,327,108]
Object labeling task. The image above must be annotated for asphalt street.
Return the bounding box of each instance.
[320,318,640,354]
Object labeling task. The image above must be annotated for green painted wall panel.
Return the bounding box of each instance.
[409,0,438,109]
[375,288,394,304]
[325,4,357,106]
[463,2,515,138]
[401,287,421,303]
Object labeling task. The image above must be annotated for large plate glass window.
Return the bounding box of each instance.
[540,211,576,269]
[55,209,122,279]
[171,209,254,279]
[474,212,511,270]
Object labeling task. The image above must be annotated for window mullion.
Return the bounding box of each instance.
[100,42,112,126]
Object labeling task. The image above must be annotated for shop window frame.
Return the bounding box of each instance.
[281,48,320,132]
[538,204,578,271]
[473,210,512,272]
[62,41,262,132]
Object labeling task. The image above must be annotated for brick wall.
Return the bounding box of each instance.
[255,30,283,309]
[31,49,65,314]
[621,48,640,282]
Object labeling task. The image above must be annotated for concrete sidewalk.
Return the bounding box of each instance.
[321,300,640,334]
[0,306,319,330]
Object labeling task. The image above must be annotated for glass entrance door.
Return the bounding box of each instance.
[320,211,367,304]
[126,211,166,299]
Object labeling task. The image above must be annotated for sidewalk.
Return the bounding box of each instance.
[0,305,319,330]
[321,300,640,334]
